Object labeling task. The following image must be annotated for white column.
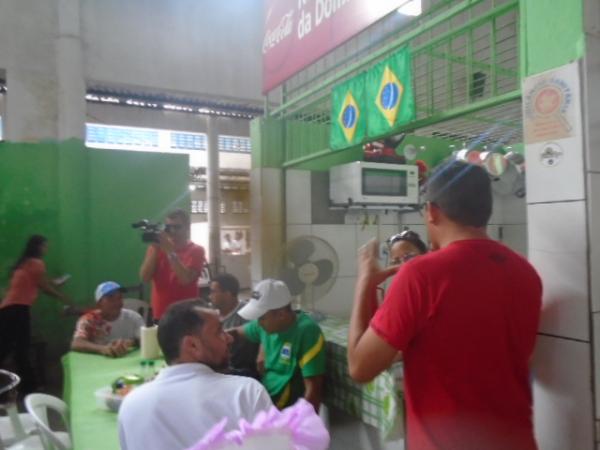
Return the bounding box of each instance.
[3,0,85,141]
[56,0,85,140]
[524,62,594,450]
[207,115,221,274]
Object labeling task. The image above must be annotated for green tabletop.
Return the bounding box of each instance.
[63,318,404,448]
[62,350,157,450]
[319,315,405,440]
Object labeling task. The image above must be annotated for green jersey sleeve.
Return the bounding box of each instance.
[298,324,326,378]
[243,320,262,344]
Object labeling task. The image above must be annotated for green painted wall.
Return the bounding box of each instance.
[250,117,285,169]
[0,141,189,355]
[520,0,585,76]
[87,148,189,290]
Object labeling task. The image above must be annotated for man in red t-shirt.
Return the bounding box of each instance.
[139,209,205,320]
[348,161,542,450]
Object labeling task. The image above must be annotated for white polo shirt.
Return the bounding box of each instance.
[118,363,273,450]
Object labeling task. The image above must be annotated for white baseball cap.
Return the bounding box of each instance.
[238,279,292,321]
[95,281,125,302]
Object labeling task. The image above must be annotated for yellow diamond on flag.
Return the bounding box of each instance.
[375,65,404,127]
[338,91,360,143]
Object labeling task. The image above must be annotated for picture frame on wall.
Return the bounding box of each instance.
[221,228,249,255]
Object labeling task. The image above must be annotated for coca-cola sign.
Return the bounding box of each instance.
[263,0,409,93]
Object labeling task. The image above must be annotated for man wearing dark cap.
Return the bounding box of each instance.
[348,161,542,450]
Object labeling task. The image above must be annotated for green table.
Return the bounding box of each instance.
[62,350,156,450]
[320,315,405,440]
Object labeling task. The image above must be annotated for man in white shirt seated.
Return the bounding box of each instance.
[71,281,144,357]
[118,300,273,450]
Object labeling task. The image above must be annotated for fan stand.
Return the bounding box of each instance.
[301,283,326,322]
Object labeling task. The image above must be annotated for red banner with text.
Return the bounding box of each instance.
[263,0,409,93]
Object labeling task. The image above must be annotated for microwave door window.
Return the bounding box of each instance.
[362,169,407,196]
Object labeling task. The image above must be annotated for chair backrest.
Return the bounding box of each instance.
[24,394,71,450]
[121,283,144,301]
[122,298,150,323]
[0,369,27,444]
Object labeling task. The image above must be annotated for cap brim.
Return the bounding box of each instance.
[96,287,127,302]
[238,300,268,321]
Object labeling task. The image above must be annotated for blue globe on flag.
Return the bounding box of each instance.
[338,91,361,143]
[380,82,400,110]
[375,65,404,127]
[342,104,357,128]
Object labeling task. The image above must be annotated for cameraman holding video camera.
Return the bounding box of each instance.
[139,209,206,321]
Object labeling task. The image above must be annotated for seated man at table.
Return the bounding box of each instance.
[71,281,144,357]
[210,273,259,377]
[231,279,326,411]
[118,300,273,450]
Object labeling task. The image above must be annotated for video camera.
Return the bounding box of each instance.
[131,220,163,244]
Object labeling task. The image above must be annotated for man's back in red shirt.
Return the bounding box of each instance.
[371,239,542,450]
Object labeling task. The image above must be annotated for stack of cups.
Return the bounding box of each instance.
[140,325,160,360]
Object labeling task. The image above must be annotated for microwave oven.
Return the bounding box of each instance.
[329,161,419,206]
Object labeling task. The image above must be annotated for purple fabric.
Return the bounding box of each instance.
[187,399,330,450]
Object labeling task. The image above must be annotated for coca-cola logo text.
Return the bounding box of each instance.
[263,11,294,54]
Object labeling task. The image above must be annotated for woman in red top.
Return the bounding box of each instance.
[0,235,71,393]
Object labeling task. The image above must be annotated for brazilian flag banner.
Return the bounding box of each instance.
[366,47,415,137]
[330,72,367,150]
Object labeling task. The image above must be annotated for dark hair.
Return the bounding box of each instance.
[388,230,428,254]
[158,300,206,364]
[166,208,190,228]
[212,273,240,297]
[10,235,47,275]
[422,160,492,227]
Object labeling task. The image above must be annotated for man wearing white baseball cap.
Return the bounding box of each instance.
[231,279,326,411]
[71,281,144,357]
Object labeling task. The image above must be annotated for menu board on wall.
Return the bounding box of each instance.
[262,0,409,93]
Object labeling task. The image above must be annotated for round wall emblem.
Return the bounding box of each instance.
[539,142,563,167]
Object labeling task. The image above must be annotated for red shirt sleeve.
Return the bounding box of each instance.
[73,313,94,340]
[370,263,430,352]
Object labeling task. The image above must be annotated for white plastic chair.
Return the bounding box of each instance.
[23,395,71,450]
[123,298,150,323]
[0,370,42,450]
[0,405,37,447]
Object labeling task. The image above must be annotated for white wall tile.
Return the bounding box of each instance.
[285,170,312,225]
[260,168,284,225]
[528,201,587,254]
[487,225,500,240]
[585,34,600,172]
[399,210,424,226]
[594,313,600,419]
[532,335,594,450]
[529,248,589,341]
[500,194,528,225]
[317,276,356,318]
[356,224,379,248]
[589,174,600,312]
[500,224,528,256]
[311,225,357,277]
[525,137,586,203]
[379,210,401,225]
[488,192,504,225]
[526,195,589,342]
[286,225,311,243]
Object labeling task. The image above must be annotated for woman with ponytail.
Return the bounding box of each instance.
[0,235,72,393]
